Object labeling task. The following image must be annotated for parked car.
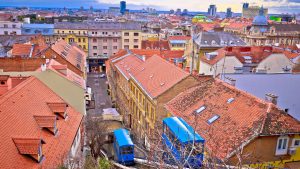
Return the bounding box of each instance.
[100,74,106,78]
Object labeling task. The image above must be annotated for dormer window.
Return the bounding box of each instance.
[34,115,58,135]
[12,138,45,163]
[47,102,68,119]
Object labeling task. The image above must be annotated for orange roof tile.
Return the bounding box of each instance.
[33,115,56,128]
[141,40,171,50]
[47,102,68,113]
[115,54,144,80]
[130,55,189,98]
[12,138,43,155]
[168,36,191,41]
[0,76,83,168]
[12,44,48,57]
[165,77,300,160]
[51,40,86,72]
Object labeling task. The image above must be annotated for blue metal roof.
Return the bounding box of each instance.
[169,40,187,44]
[23,24,54,29]
[163,117,205,144]
[113,128,134,147]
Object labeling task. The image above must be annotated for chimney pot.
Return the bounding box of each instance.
[225,77,236,86]
[265,93,278,105]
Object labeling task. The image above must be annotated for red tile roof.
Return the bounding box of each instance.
[165,77,300,160]
[51,40,86,72]
[0,76,83,168]
[141,40,171,50]
[200,46,292,65]
[114,54,144,80]
[168,36,191,41]
[12,44,48,57]
[12,138,43,155]
[130,55,189,98]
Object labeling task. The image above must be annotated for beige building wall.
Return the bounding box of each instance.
[121,30,142,49]
[256,53,294,73]
[199,56,243,75]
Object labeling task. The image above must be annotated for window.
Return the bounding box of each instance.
[207,115,220,124]
[134,45,139,49]
[276,136,289,155]
[134,33,139,36]
[3,24,8,28]
[124,45,129,49]
[69,38,74,43]
[62,31,64,34]
[195,106,206,114]
[93,38,97,43]
[93,53,97,56]
[78,38,81,42]
[113,39,117,42]
[134,39,139,43]
[83,38,86,43]
[12,24,16,28]
[124,32,129,36]
[103,39,107,43]
[113,46,118,49]
[293,139,300,147]
[83,45,86,49]
[124,39,129,43]
[4,31,8,35]
[103,46,107,49]
[0,81,5,85]
[93,46,97,49]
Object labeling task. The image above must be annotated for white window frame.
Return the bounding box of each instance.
[275,136,289,155]
[292,138,300,148]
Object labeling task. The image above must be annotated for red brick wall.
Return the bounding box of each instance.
[0,58,46,72]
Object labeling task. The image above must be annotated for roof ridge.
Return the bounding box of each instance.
[151,54,189,75]
[0,76,35,105]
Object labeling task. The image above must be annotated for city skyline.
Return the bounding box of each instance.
[1,0,300,14]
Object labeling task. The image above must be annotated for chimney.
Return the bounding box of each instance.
[225,77,236,86]
[41,64,47,72]
[29,44,35,58]
[265,93,278,105]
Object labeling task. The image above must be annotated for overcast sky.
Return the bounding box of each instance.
[1,0,300,13]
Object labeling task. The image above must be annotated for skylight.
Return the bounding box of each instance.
[207,115,220,124]
[227,98,235,103]
[195,106,206,114]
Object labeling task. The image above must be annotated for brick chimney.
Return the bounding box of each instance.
[225,77,236,86]
[265,93,278,105]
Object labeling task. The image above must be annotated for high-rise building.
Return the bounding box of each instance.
[208,5,217,16]
[120,1,126,15]
[243,3,249,9]
[226,8,232,18]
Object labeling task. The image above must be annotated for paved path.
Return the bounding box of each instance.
[86,73,112,116]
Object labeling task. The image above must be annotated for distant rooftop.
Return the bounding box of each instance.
[222,73,300,120]
[54,22,142,30]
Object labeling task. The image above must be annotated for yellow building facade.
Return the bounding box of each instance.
[54,28,89,53]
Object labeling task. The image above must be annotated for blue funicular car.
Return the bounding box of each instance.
[162,117,205,168]
[113,128,135,165]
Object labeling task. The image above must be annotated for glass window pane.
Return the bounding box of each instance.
[278,139,282,149]
[283,139,287,149]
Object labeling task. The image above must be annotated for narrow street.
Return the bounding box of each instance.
[86,72,112,116]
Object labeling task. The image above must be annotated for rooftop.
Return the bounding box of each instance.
[221,73,300,120]
[165,77,300,160]
[0,76,83,168]
[130,55,189,99]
